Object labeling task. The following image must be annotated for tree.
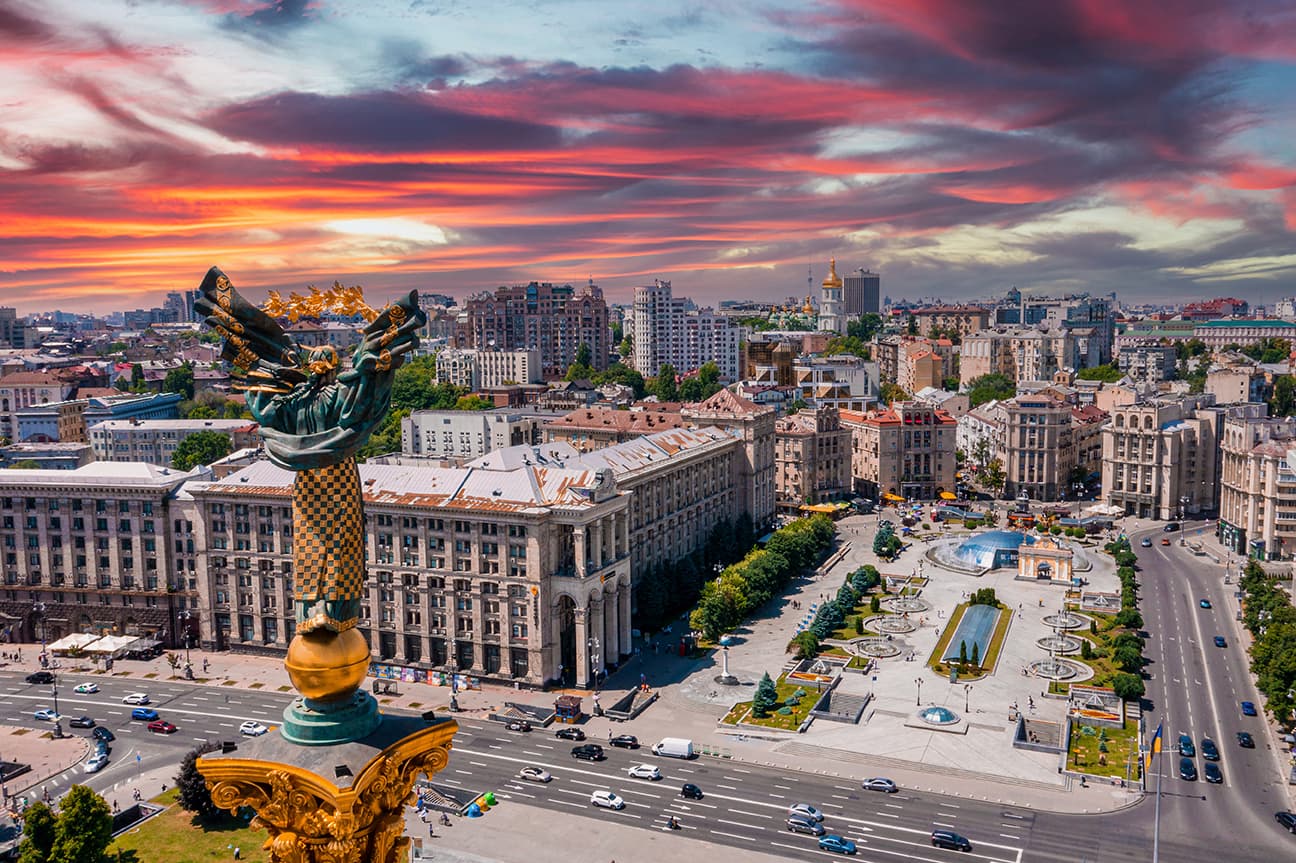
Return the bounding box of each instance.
[970,641,980,667]
[574,342,593,368]
[165,652,182,677]
[129,363,146,391]
[958,640,968,667]
[752,672,778,718]
[1075,363,1123,383]
[824,335,870,358]
[8,459,41,469]
[16,801,55,863]
[171,431,232,471]
[880,382,909,405]
[1113,644,1143,672]
[848,314,883,342]
[1112,672,1145,701]
[792,631,820,660]
[906,314,918,335]
[453,395,495,411]
[593,363,646,399]
[162,362,195,400]
[1270,375,1296,417]
[870,595,881,614]
[1080,639,1093,660]
[176,744,223,821]
[982,458,1006,495]
[965,373,1015,407]
[49,784,112,863]
[650,364,679,402]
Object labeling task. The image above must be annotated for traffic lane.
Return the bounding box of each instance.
[444,745,1026,863]
[454,724,1033,841]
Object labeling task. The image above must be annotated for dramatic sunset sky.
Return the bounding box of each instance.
[1,0,1294,314]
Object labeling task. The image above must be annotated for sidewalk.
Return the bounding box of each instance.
[1,725,89,802]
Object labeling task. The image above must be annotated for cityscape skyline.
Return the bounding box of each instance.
[1,0,1294,314]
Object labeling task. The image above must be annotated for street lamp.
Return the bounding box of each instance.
[178,610,195,677]
[915,676,923,706]
[963,683,972,713]
[1179,495,1189,545]
[33,600,47,660]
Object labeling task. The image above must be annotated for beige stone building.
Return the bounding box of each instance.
[681,389,777,531]
[544,406,688,450]
[89,419,261,465]
[959,328,1078,387]
[1205,365,1270,405]
[400,410,544,463]
[774,408,851,509]
[1218,413,1296,560]
[190,458,632,688]
[911,305,990,338]
[1001,394,1075,501]
[1100,395,1228,520]
[0,462,207,647]
[0,371,76,443]
[841,402,957,501]
[897,341,943,396]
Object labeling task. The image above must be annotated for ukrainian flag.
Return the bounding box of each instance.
[1144,722,1163,774]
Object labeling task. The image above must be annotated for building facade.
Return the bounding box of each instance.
[1116,340,1177,383]
[681,389,777,531]
[841,402,957,501]
[1218,413,1296,560]
[89,419,261,465]
[435,348,543,390]
[15,399,88,443]
[400,410,544,462]
[632,280,742,381]
[459,281,610,379]
[818,259,845,335]
[793,355,880,412]
[1000,394,1074,501]
[773,408,851,509]
[1100,395,1228,520]
[911,306,990,338]
[0,372,76,443]
[544,406,688,450]
[0,463,206,647]
[842,268,881,318]
[959,328,1078,387]
[1192,319,1296,349]
[190,459,632,688]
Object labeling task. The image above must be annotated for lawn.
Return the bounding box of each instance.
[720,674,819,731]
[1067,720,1141,781]
[110,796,267,863]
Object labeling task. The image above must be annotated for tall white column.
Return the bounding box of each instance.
[573,605,589,688]
[603,588,618,664]
[588,597,604,683]
[618,580,632,660]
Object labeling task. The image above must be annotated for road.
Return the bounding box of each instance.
[4,622,1294,863]
[1125,521,1295,852]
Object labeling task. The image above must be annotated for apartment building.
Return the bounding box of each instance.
[458,280,610,379]
[959,328,1078,387]
[0,371,76,443]
[1206,365,1271,405]
[793,355,879,412]
[910,305,990,338]
[1192,319,1296,349]
[89,419,261,465]
[956,400,1006,467]
[400,410,544,463]
[435,348,543,390]
[15,399,88,443]
[774,408,851,509]
[544,406,688,450]
[841,402,957,501]
[1000,394,1074,501]
[842,268,881,318]
[0,462,207,646]
[632,280,742,381]
[1218,413,1296,560]
[190,458,631,688]
[681,389,777,531]
[1100,395,1228,520]
[1116,340,1177,383]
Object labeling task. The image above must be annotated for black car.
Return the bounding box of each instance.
[504,719,532,732]
[681,783,704,800]
[69,716,96,729]
[1164,523,1180,532]
[571,744,605,762]
[1179,757,1197,781]
[1204,762,1223,784]
[93,727,116,743]
[1277,812,1296,833]
[609,734,639,749]
[555,727,586,741]
[25,671,54,685]
[1237,731,1255,748]
[787,816,825,837]
[1178,733,1195,757]
[1200,738,1219,761]
[931,830,972,851]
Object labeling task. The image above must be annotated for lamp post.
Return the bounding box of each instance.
[963,683,972,713]
[33,600,47,661]
[178,610,194,677]
[1178,495,1189,546]
[587,636,601,692]
[915,676,923,706]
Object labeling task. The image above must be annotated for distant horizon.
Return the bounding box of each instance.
[2,1,1293,314]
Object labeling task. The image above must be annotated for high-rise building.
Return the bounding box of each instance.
[0,307,24,349]
[843,268,881,318]
[632,280,742,381]
[818,258,845,335]
[774,407,851,508]
[459,280,609,379]
[1000,394,1074,501]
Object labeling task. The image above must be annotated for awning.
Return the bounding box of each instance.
[939,491,957,501]
[882,493,905,503]
[800,504,837,514]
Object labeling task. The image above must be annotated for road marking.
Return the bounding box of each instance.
[731,808,772,819]
[711,831,754,842]
[716,783,737,790]
[716,818,765,831]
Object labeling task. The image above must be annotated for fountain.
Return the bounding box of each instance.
[1041,611,1086,630]
[885,597,930,613]
[1028,657,1082,680]
[848,637,902,659]
[864,615,916,634]
[1036,634,1083,654]
[926,530,1035,574]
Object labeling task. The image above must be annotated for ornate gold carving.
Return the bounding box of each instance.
[199,721,457,863]
[374,349,393,372]
[263,283,382,324]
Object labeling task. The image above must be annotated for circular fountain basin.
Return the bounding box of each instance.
[864,615,916,634]
[885,597,930,613]
[1028,658,1087,680]
[1042,613,1086,631]
[1036,635,1083,654]
[850,638,902,658]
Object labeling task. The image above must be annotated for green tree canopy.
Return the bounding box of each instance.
[1241,337,1290,364]
[176,744,223,821]
[679,362,724,402]
[50,784,113,863]
[574,342,593,368]
[453,395,495,411]
[966,373,1015,407]
[162,362,195,400]
[171,430,232,471]
[1270,375,1296,417]
[880,382,909,405]
[16,800,55,863]
[650,363,679,401]
[593,363,647,399]
[1111,672,1145,701]
[824,335,870,358]
[1075,363,1123,383]
[847,313,883,342]
[752,671,778,717]
[129,363,146,392]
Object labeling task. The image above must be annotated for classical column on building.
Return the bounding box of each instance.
[617,580,632,660]
[572,604,589,688]
[602,517,614,566]
[590,519,604,570]
[573,526,587,577]
[602,586,618,665]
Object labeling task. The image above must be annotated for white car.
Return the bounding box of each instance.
[74,682,99,694]
[121,693,150,705]
[627,764,661,781]
[84,752,109,774]
[240,721,269,737]
[788,803,825,822]
[862,777,898,793]
[33,709,60,722]
[518,766,552,783]
[590,790,625,810]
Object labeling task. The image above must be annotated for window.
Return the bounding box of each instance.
[511,623,528,638]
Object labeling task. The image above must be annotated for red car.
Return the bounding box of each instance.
[147,719,177,734]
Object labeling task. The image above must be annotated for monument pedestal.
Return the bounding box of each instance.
[199,715,456,863]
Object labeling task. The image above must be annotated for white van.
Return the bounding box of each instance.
[652,737,694,759]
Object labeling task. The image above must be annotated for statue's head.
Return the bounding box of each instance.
[307,346,339,382]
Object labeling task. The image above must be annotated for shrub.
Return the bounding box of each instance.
[922,522,931,531]
[777,706,793,715]
[854,616,864,636]
[1080,640,1093,660]
[1112,672,1145,701]
[752,672,778,717]
[870,595,882,614]
[1050,526,1063,535]
[791,630,819,660]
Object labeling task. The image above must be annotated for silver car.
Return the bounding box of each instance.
[862,777,898,793]
[788,803,825,822]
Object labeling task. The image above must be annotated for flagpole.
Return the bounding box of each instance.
[1152,741,1163,863]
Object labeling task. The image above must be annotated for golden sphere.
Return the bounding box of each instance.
[285,627,371,703]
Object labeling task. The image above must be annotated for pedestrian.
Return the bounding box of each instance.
[233,846,240,860]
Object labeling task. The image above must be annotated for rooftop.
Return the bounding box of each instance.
[89,419,258,432]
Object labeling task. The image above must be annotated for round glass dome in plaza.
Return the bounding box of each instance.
[951,530,1033,570]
